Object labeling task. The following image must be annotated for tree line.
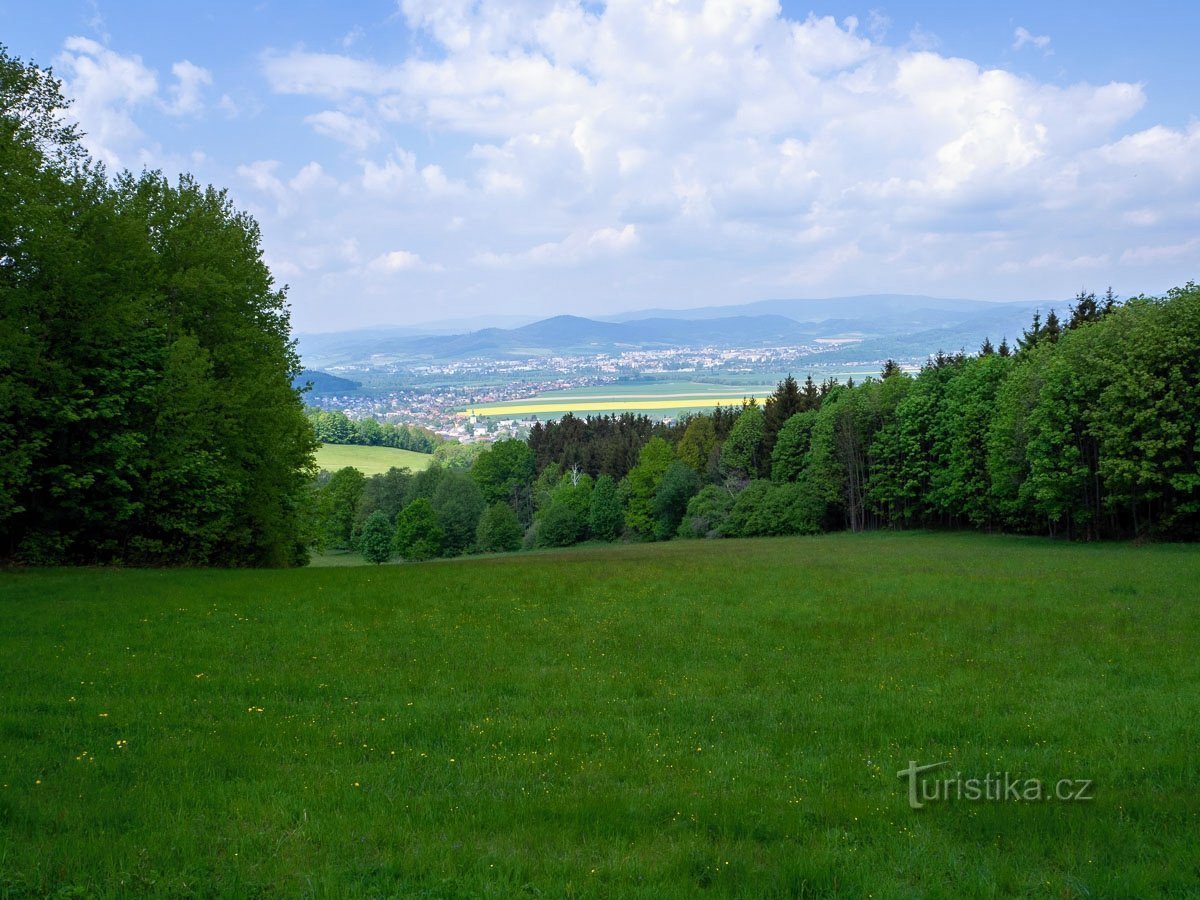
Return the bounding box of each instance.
[318,285,1199,563]
[0,47,315,565]
[307,409,443,453]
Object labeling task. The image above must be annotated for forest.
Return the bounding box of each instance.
[320,284,1200,563]
[0,47,314,566]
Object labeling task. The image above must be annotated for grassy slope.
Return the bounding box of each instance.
[315,443,432,475]
[1,533,1198,896]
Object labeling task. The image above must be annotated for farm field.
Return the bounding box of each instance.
[314,443,433,475]
[464,376,899,419]
[1,533,1198,896]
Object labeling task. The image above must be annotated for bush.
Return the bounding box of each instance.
[678,485,735,538]
[476,502,523,553]
[722,481,821,538]
[358,511,394,564]
[536,502,586,548]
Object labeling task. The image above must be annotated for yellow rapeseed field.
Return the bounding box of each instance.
[467,397,753,416]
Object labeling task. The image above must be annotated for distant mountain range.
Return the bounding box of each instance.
[298,294,1057,368]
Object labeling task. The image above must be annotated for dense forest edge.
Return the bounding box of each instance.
[3,48,1198,568]
[1,47,315,565]
[314,281,1200,564]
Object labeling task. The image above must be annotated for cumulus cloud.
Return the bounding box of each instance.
[55,37,158,167]
[54,38,214,167]
[165,60,212,116]
[244,1,1200,326]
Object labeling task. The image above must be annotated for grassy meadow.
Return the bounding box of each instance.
[314,443,433,476]
[1,533,1198,896]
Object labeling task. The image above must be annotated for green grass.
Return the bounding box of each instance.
[315,443,432,475]
[1,533,1198,896]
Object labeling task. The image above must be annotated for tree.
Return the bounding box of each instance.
[471,439,535,518]
[317,467,366,550]
[722,481,819,537]
[623,437,674,538]
[536,502,586,548]
[720,406,765,480]
[770,410,818,483]
[393,498,444,561]
[356,467,412,531]
[1,49,316,566]
[430,470,485,555]
[677,485,735,538]
[676,415,717,477]
[476,501,522,553]
[651,461,701,540]
[358,510,393,564]
[763,376,803,471]
[588,474,624,541]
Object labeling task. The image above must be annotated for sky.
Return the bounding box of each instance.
[4,1,1199,333]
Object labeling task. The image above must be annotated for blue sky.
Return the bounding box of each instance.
[4,1,1198,332]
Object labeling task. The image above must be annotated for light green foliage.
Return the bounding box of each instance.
[622,437,675,538]
[433,441,485,470]
[588,474,624,542]
[676,415,716,476]
[720,406,765,479]
[531,463,562,513]
[393,498,444,561]
[475,501,523,554]
[357,510,393,564]
[770,410,818,483]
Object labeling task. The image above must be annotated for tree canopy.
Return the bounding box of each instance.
[1,47,315,566]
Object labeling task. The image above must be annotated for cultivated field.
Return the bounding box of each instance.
[465,377,891,419]
[1,533,1197,896]
[314,443,433,475]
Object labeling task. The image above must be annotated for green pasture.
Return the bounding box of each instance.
[1,533,1197,896]
[314,443,433,476]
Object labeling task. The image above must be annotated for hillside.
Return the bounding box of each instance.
[298,295,1047,367]
[1,533,1195,896]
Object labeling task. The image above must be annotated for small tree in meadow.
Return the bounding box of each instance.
[358,510,394,564]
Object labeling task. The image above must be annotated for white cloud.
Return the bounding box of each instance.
[368,249,441,273]
[1013,26,1052,53]
[244,2,1198,328]
[165,60,212,116]
[55,36,158,168]
[478,224,638,267]
[305,110,381,149]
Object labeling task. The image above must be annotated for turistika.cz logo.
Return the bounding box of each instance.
[897,761,1094,810]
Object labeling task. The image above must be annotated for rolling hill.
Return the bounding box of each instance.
[298,294,1054,368]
